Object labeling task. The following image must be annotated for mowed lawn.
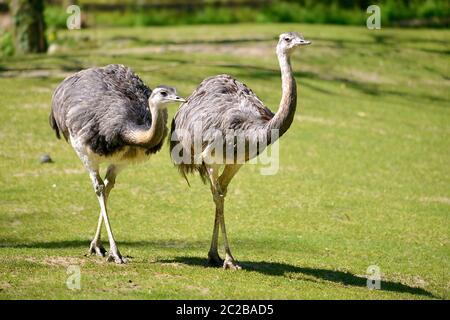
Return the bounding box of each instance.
[0,23,449,299]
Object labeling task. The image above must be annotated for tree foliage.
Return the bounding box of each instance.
[11,0,47,54]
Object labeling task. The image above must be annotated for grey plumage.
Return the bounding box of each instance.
[170,74,275,181]
[50,64,167,156]
[50,64,184,263]
[169,32,311,269]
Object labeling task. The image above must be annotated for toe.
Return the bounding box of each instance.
[223,260,242,270]
[95,247,106,257]
[89,240,106,257]
[106,253,127,264]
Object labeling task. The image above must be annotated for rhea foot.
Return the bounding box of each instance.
[223,256,242,270]
[106,249,127,264]
[207,251,224,267]
[89,240,106,257]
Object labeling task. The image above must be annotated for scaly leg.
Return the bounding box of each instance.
[218,164,242,270]
[70,136,124,264]
[217,196,240,270]
[89,210,106,257]
[206,165,223,266]
[206,164,242,270]
[218,164,242,197]
[208,205,223,266]
[89,165,121,257]
[88,171,125,264]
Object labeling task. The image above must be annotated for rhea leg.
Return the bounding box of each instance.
[206,164,242,270]
[89,165,121,257]
[70,137,124,263]
[219,164,241,196]
[89,212,106,256]
[88,171,125,264]
[206,165,223,266]
[218,164,241,270]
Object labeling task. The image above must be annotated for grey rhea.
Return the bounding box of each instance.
[50,64,185,263]
[170,32,311,269]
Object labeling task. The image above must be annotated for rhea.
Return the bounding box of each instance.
[170,32,311,269]
[50,64,185,263]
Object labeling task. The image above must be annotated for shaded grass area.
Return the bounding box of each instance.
[0,24,449,299]
[162,257,436,299]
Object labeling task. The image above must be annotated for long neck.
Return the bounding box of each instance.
[125,103,167,148]
[267,50,297,139]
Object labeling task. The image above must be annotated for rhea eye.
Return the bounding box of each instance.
[160,91,167,97]
[284,37,291,42]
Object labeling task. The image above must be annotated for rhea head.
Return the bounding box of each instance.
[276,32,311,56]
[149,85,186,108]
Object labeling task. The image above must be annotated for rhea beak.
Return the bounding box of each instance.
[297,39,311,46]
[169,96,187,103]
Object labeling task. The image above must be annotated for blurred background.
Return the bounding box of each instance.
[0,0,449,56]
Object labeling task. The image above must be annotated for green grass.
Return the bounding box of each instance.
[0,23,449,299]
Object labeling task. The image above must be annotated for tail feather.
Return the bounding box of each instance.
[169,118,209,186]
[180,168,191,187]
[49,111,61,140]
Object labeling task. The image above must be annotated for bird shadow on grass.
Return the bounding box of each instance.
[2,240,439,299]
[0,239,209,250]
[159,256,438,299]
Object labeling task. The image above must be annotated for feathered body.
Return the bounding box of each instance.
[49,64,184,264]
[170,74,281,180]
[175,74,275,133]
[50,64,168,164]
[169,32,310,269]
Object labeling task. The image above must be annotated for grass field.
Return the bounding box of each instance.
[0,23,449,299]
